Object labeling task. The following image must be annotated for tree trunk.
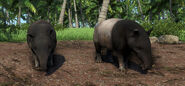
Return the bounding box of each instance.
[68,9,72,28]
[169,0,173,18]
[68,0,72,28]
[73,0,79,28]
[67,0,72,28]
[137,0,144,21]
[98,0,110,23]
[6,10,10,25]
[58,0,67,25]
[17,6,21,26]
[79,0,84,27]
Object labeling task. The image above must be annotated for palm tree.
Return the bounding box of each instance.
[169,0,173,18]
[11,0,36,26]
[79,0,84,27]
[98,0,110,23]
[67,0,72,27]
[58,0,67,25]
[73,0,79,28]
[17,6,21,26]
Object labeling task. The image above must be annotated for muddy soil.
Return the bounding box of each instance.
[0,40,185,86]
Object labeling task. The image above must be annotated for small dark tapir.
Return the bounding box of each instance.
[27,20,57,71]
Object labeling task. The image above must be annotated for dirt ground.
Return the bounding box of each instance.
[0,40,185,86]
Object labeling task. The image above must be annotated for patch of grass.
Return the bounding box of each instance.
[0,28,94,42]
[56,28,94,40]
[0,29,27,42]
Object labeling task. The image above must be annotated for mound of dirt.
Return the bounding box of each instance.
[0,41,185,86]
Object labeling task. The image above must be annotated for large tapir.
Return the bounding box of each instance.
[93,18,153,72]
[27,20,57,71]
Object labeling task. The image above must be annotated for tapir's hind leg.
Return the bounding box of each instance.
[94,43,103,63]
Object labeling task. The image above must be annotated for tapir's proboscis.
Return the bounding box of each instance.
[93,18,153,73]
[27,20,57,72]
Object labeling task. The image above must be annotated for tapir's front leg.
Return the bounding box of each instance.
[113,51,127,74]
[32,52,39,68]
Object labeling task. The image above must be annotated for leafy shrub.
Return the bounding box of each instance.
[20,23,30,30]
[54,24,65,31]
[141,19,185,41]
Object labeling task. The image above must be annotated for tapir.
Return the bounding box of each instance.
[27,20,57,71]
[93,18,153,72]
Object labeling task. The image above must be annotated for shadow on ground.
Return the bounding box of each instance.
[46,54,65,76]
[101,51,147,74]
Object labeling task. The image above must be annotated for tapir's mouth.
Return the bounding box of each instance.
[34,54,49,71]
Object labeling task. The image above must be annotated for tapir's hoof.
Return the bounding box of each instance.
[95,59,103,63]
[32,67,40,70]
[119,67,127,74]
[95,55,103,63]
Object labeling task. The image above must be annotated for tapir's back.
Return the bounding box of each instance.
[93,18,122,49]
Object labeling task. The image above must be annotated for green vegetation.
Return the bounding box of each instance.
[0,20,184,42]
[0,0,184,42]
[0,28,94,42]
[0,29,26,42]
[142,19,185,41]
[56,28,94,40]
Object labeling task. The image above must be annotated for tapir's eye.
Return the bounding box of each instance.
[28,34,34,38]
[50,30,53,35]
[48,45,51,49]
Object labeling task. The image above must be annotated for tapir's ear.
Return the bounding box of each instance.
[131,29,139,37]
[27,34,34,38]
[27,34,34,42]
[50,29,56,39]
[147,28,153,36]
[133,29,139,35]
[27,34,34,47]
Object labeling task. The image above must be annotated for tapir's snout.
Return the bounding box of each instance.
[36,51,49,71]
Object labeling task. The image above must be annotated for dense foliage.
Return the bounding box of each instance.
[0,0,184,42]
[0,20,184,42]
